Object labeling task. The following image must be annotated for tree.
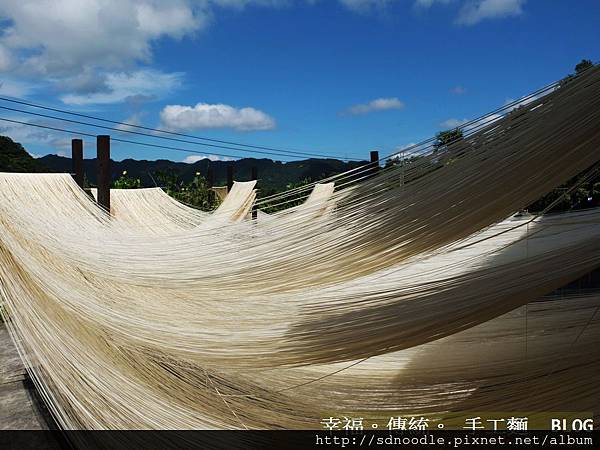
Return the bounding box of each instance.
[433,128,463,152]
[575,59,593,74]
[0,136,46,172]
[153,169,220,211]
[560,59,595,86]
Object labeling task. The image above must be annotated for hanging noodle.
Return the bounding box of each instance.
[1,66,600,432]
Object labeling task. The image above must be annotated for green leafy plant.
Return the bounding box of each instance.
[153,169,220,211]
[112,171,141,189]
[260,177,313,214]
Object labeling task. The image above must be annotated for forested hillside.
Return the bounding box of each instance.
[0,136,46,173]
[38,154,366,196]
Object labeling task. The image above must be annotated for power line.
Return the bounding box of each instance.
[0,116,269,161]
[0,104,334,161]
[0,96,359,161]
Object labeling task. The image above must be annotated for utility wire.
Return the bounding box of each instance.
[0,96,359,161]
[258,78,562,203]
[0,105,334,161]
[0,117,265,161]
[1,63,595,165]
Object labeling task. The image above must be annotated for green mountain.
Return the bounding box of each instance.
[38,154,367,196]
[0,136,47,173]
[0,134,366,195]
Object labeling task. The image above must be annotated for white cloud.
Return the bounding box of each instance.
[0,44,12,71]
[183,155,203,163]
[309,0,406,12]
[440,114,504,131]
[0,0,201,77]
[414,0,452,8]
[56,70,110,95]
[440,93,539,133]
[414,0,525,24]
[343,97,405,115]
[48,137,73,154]
[439,118,469,128]
[0,78,36,97]
[456,0,526,25]
[0,0,420,106]
[0,1,298,79]
[210,0,292,9]
[183,154,235,163]
[450,85,466,95]
[116,113,145,132]
[466,113,502,131]
[161,102,276,131]
[0,0,291,102]
[390,142,417,159]
[337,0,397,12]
[0,116,71,155]
[60,70,183,105]
[504,94,538,110]
[396,142,417,151]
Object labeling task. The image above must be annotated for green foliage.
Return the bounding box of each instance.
[433,128,463,152]
[527,180,600,213]
[529,59,598,213]
[560,59,596,86]
[0,136,46,172]
[112,171,141,189]
[260,177,313,213]
[153,169,220,211]
[1,57,598,217]
[384,154,425,169]
[37,154,366,197]
[153,168,179,191]
[575,59,593,74]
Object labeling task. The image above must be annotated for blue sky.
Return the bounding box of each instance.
[0,0,598,163]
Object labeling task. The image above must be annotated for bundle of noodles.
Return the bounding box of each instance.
[1,67,600,433]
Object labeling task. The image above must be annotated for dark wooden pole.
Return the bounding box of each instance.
[97,135,111,212]
[251,166,258,220]
[71,138,84,188]
[227,165,234,193]
[207,165,215,205]
[370,150,380,177]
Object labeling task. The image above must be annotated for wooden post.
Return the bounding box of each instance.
[71,138,84,188]
[97,135,111,212]
[227,165,234,193]
[251,166,258,220]
[370,150,380,177]
[207,165,215,205]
